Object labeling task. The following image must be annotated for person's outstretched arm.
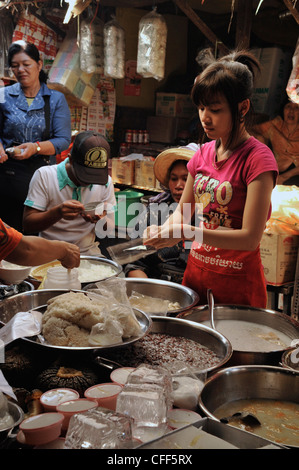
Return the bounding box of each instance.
[5,236,80,269]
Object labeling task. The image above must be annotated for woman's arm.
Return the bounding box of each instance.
[9,92,71,160]
[5,236,80,268]
[144,171,275,252]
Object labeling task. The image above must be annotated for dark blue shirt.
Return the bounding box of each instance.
[0,82,71,155]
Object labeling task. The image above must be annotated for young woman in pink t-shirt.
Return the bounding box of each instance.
[144,49,278,308]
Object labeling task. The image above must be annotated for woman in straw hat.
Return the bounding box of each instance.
[144,48,278,307]
[125,145,196,282]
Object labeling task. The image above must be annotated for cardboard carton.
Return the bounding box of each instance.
[135,159,156,189]
[260,233,299,285]
[111,158,135,185]
[147,115,189,144]
[156,93,195,118]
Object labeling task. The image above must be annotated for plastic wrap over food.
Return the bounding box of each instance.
[136,8,167,81]
[80,17,104,74]
[104,18,125,79]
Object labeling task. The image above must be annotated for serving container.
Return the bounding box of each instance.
[138,417,286,449]
[180,304,299,366]
[0,261,32,285]
[0,289,152,352]
[30,256,123,287]
[198,365,299,448]
[84,278,199,317]
[19,412,64,446]
[56,398,98,431]
[84,383,123,410]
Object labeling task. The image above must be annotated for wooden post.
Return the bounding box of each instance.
[235,0,253,49]
[174,0,229,56]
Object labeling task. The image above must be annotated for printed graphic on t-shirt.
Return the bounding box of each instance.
[194,172,233,229]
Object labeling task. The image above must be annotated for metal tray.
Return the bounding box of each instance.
[0,289,151,352]
[138,417,286,449]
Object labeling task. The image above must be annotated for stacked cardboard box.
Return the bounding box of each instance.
[155,93,195,118]
[48,33,100,107]
[134,159,156,188]
[252,47,292,118]
[111,158,135,185]
[260,233,299,285]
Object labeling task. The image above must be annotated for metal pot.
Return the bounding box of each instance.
[0,289,151,352]
[84,278,199,317]
[281,347,299,372]
[198,365,299,448]
[143,316,232,376]
[180,304,299,366]
[0,402,24,444]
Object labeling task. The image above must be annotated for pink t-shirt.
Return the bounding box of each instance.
[187,136,278,230]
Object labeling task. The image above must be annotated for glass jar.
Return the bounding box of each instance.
[43,267,81,290]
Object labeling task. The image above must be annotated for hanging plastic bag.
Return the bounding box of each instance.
[104,16,125,79]
[136,8,167,81]
[80,13,104,74]
[286,35,299,104]
[0,11,14,78]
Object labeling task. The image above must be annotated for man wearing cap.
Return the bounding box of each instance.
[23,131,116,256]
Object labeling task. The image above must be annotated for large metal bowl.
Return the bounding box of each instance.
[0,402,24,441]
[30,256,123,287]
[281,346,299,372]
[198,365,299,448]
[84,278,199,316]
[0,289,151,352]
[143,316,232,376]
[180,304,299,366]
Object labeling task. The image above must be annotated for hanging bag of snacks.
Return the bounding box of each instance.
[286,36,299,104]
[136,7,167,81]
[104,16,125,79]
[79,8,104,74]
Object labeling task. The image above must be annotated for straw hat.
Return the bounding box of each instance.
[154,144,198,188]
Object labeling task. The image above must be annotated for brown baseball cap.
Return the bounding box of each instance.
[71,131,110,185]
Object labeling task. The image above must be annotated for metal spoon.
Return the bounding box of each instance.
[220,412,261,426]
[207,288,216,330]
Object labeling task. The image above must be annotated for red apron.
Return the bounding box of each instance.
[182,244,267,308]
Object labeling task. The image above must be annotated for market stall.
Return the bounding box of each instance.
[0,0,299,453]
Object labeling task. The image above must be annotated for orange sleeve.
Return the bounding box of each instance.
[0,219,23,262]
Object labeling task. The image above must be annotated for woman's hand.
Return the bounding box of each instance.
[0,144,8,163]
[10,142,39,160]
[143,223,185,249]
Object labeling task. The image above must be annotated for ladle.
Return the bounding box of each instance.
[207,289,216,330]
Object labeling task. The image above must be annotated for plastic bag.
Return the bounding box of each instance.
[286,35,299,104]
[0,11,14,78]
[265,185,299,234]
[164,361,206,411]
[104,17,125,79]
[136,8,167,81]
[80,15,104,74]
[107,238,156,265]
[84,278,143,344]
